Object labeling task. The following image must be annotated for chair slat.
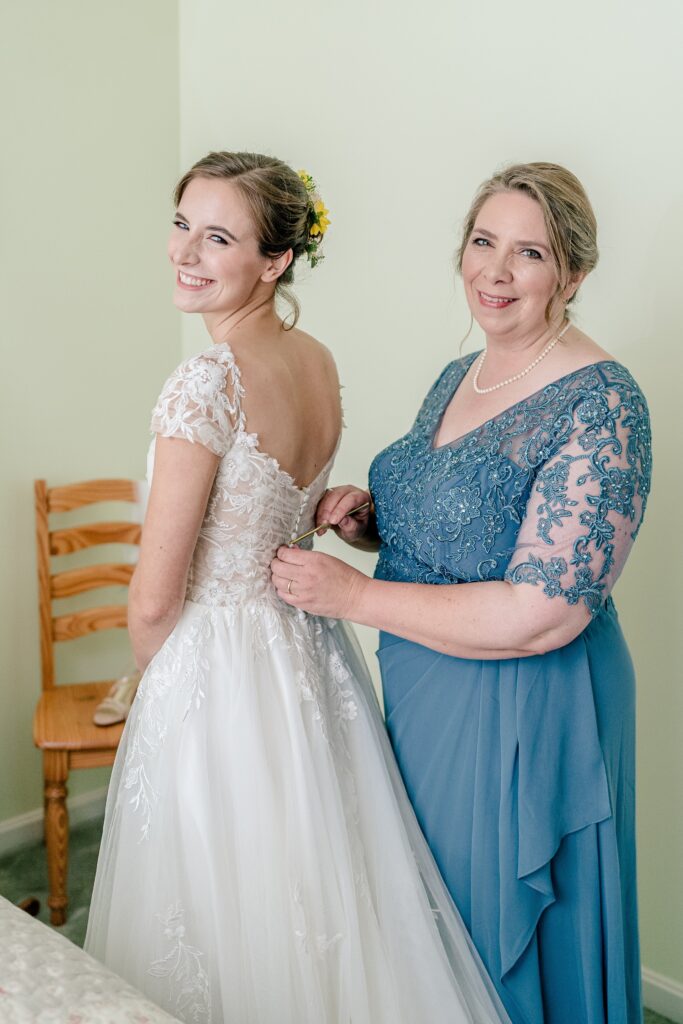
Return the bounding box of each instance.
[48,479,139,512]
[50,522,141,555]
[52,605,128,641]
[51,563,135,598]
[35,481,56,689]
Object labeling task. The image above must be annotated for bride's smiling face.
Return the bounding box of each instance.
[168,176,272,315]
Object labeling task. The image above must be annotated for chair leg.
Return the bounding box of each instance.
[43,750,69,926]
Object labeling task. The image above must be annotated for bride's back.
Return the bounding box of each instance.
[147,333,342,608]
[235,328,342,490]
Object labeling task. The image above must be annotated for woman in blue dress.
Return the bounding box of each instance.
[273,162,652,1023]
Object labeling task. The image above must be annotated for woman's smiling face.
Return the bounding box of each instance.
[167,176,272,316]
[461,190,564,341]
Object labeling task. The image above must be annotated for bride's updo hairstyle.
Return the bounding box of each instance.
[456,162,599,318]
[174,151,315,327]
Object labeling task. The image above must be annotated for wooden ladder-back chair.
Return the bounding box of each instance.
[33,478,142,925]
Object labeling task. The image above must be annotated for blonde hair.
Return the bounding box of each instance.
[456,162,599,315]
[174,151,313,327]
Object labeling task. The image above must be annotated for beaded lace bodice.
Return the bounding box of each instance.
[369,355,652,615]
[148,343,337,608]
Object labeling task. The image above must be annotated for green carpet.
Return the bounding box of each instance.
[0,817,677,1023]
[0,816,102,948]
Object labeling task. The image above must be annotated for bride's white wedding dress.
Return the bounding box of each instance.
[85,343,508,1024]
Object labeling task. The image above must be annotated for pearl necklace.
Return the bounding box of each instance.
[472,321,571,395]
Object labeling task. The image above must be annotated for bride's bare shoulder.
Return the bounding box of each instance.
[285,326,339,378]
[285,325,332,355]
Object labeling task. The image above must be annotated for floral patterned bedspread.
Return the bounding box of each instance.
[0,895,178,1023]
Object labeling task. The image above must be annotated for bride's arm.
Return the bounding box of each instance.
[128,436,218,670]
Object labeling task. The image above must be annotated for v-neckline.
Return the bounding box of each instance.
[429,356,619,452]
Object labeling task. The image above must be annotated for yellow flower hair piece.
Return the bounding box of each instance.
[297,169,330,268]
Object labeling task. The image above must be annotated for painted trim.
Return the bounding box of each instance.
[0,788,108,857]
[643,965,683,1023]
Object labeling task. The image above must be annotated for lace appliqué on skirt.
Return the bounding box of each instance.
[148,903,211,1023]
[123,609,215,841]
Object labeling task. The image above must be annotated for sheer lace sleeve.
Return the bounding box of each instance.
[150,346,244,457]
[504,367,652,616]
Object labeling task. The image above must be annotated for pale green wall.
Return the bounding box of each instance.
[179,0,683,989]
[1,0,679,996]
[0,3,180,818]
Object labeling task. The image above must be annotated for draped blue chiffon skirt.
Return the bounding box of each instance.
[378,599,642,1024]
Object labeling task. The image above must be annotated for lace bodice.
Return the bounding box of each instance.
[369,356,652,615]
[148,343,337,608]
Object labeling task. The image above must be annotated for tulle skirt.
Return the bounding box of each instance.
[85,599,509,1024]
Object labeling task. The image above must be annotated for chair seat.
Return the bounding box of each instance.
[33,682,126,751]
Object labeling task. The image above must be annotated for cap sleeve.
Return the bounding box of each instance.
[150,346,244,457]
[505,365,652,616]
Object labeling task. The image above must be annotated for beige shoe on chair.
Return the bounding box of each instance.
[93,671,141,726]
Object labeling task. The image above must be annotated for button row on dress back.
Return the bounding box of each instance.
[290,493,311,544]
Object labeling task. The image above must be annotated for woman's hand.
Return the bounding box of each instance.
[316,485,373,543]
[271,547,370,619]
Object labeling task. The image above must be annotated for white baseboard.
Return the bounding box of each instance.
[0,787,108,858]
[643,965,683,1023]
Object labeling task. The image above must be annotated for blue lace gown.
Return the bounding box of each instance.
[369,356,652,1024]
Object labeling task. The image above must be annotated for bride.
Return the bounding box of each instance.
[85,150,508,1024]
